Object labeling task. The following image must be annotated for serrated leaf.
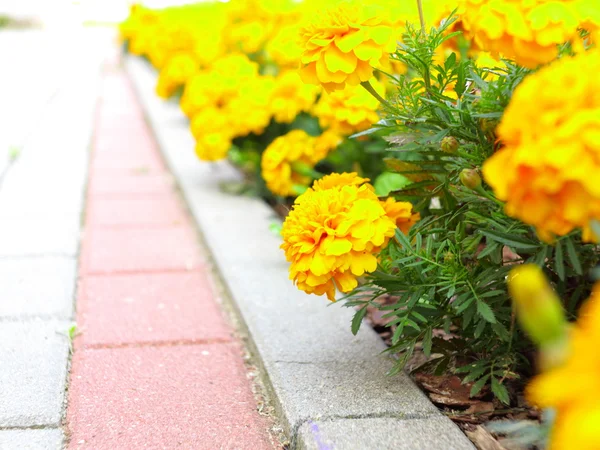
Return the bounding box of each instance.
[422,327,433,356]
[351,307,368,335]
[491,377,510,405]
[470,374,490,397]
[564,238,583,275]
[480,230,538,250]
[476,299,496,323]
[555,241,565,281]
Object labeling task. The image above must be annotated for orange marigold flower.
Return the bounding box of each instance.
[461,0,592,68]
[298,0,397,92]
[281,172,396,300]
[527,282,600,450]
[482,49,600,242]
[380,197,419,234]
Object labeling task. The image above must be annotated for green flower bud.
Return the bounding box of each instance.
[508,264,569,370]
[441,136,459,154]
[459,169,482,190]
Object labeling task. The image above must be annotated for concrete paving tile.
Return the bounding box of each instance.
[297,417,474,450]
[0,321,71,427]
[0,216,81,257]
[67,345,274,450]
[80,227,204,274]
[0,257,76,319]
[91,148,164,171]
[85,194,187,227]
[76,272,231,347]
[269,359,438,431]
[0,429,64,450]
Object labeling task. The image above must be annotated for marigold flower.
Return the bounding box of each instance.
[156,52,197,99]
[380,197,419,234]
[281,173,396,300]
[261,130,315,197]
[298,0,397,92]
[482,50,600,242]
[461,0,592,68]
[527,283,600,450]
[313,79,382,135]
[190,107,233,161]
[261,130,338,197]
[268,71,319,124]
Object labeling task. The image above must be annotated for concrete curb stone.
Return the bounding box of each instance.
[126,56,475,450]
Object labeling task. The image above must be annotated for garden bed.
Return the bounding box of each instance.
[126,55,475,450]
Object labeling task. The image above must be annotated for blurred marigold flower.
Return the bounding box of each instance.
[281,173,396,300]
[298,0,397,92]
[262,130,330,197]
[483,49,600,242]
[313,79,382,135]
[268,71,319,124]
[527,282,600,450]
[155,52,197,99]
[461,0,596,68]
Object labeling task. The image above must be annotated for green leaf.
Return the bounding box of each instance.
[480,230,538,250]
[491,377,510,405]
[470,374,490,397]
[351,307,368,335]
[422,327,433,357]
[554,241,565,281]
[476,299,496,323]
[374,172,411,196]
[564,238,583,275]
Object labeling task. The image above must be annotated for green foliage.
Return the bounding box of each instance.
[344,16,599,404]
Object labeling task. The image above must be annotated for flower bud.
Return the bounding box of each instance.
[508,264,569,369]
[441,136,459,154]
[459,169,482,190]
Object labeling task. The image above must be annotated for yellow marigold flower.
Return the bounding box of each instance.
[226,76,274,138]
[261,130,315,197]
[261,130,339,197]
[190,107,233,162]
[281,173,396,300]
[313,79,382,135]
[381,197,419,234]
[527,283,600,450]
[482,49,600,242]
[461,0,589,68]
[266,25,304,68]
[312,171,368,191]
[313,131,342,164]
[298,0,397,92]
[155,52,197,99]
[269,71,319,124]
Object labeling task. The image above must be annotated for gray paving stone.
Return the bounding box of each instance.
[269,359,438,429]
[0,215,81,257]
[0,321,71,427]
[0,257,76,319]
[128,55,473,449]
[0,429,63,450]
[297,417,474,450]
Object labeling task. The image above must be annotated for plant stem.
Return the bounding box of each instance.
[416,0,426,34]
[360,80,392,109]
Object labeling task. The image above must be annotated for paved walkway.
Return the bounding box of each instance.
[0,30,276,449]
[67,61,275,450]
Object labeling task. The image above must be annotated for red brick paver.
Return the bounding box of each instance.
[67,70,275,449]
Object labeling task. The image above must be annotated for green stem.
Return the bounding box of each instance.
[475,185,504,206]
[416,0,426,34]
[360,80,392,109]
